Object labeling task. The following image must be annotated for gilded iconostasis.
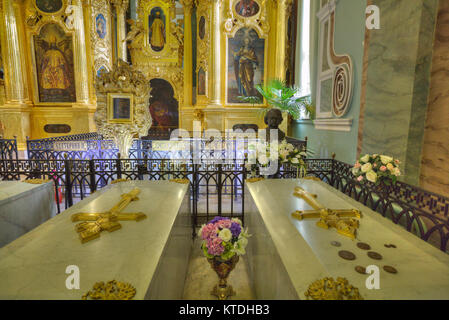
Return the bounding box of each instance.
[0,0,298,148]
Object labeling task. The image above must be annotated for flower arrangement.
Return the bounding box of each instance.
[245,139,308,178]
[199,217,250,261]
[352,154,401,185]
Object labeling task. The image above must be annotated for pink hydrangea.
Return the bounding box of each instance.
[201,224,218,241]
[216,219,232,229]
[207,237,224,256]
[357,176,364,182]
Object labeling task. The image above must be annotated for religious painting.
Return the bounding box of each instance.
[199,16,206,40]
[147,79,179,136]
[148,7,166,52]
[107,93,134,123]
[34,23,76,103]
[96,14,107,39]
[35,0,63,14]
[227,27,264,104]
[198,68,206,96]
[235,0,260,17]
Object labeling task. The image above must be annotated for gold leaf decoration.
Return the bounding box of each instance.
[305,277,363,300]
[82,280,136,300]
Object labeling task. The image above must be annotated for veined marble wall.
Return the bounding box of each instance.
[360,0,438,186]
[420,0,449,197]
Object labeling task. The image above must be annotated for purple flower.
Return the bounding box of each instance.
[210,216,226,224]
[230,222,241,238]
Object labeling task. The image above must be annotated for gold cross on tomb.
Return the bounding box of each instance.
[71,188,147,243]
[291,186,362,239]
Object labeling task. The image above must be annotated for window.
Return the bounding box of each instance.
[298,0,311,119]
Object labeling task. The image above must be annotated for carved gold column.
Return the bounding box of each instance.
[0,0,32,149]
[208,0,222,107]
[70,0,91,104]
[113,0,129,62]
[182,0,194,108]
[1,0,30,104]
[275,0,292,80]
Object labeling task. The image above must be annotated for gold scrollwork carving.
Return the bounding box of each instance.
[305,277,364,300]
[90,0,113,74]
[82,280,136,300]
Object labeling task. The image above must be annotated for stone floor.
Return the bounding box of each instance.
[182,236,255,300]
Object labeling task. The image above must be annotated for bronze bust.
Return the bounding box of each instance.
[264,108,285,142]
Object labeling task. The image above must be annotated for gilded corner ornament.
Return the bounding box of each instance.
[305,277,363,300]
[82,280,136,300]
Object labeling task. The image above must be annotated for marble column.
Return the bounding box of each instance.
[182,0,194,108]
[208,0,221,107]
[419,0,449,197]
[113,0,129,63]
[359,0,439,186]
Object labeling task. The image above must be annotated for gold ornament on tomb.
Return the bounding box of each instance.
[246,177,265,183]
[169,178,190,184]
[23,179,51,184]
[82,280,136,300]
[71,188,146,243]
[111,178,131,184]
[292,186,362,239]
[304,277,363,300]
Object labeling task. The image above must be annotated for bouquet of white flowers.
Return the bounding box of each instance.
[352,154,401,185]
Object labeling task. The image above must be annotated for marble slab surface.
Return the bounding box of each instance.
[0,181,56,248]
[246,179,449,300]
[0,181,191,300]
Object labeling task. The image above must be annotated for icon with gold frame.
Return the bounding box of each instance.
[107,93,134,124]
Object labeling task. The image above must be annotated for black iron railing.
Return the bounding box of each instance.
[0,157,447,252]
[0,138,18,161]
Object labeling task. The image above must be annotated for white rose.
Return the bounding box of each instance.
[218,228,232,242]
[291,157,299,164]
[361,163,372,173]
[258,154,269,165]
[366,170,378,183]
[380,155,393,165]
[279,149,289,159]
[393,167,401,176]
[360,154,370,163]
[352,167,360,175]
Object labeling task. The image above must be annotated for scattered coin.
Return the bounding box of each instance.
[367,251,383,260]
[384,244,397,249]
[331,241,342,247]
[357,242,371,250]
[338,250,356,261]
[383,266,398,274]
[355,266,366,274]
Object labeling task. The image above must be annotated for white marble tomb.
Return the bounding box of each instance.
[245,179,449,300]
[0,180,192,300]
[0,181,56,248]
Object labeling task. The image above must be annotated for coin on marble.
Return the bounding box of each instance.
[355,266,367,274]
[331,241,342,247]
[338,250,356,261]
[367,251,383,260]
[383,266,398,274]
[357,242,371,250]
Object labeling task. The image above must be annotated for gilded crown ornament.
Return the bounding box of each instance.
[82,280,136,300]
[305,277,363,300]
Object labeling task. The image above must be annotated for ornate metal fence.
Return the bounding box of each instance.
[0,156,447,252]
[0,138,18,161]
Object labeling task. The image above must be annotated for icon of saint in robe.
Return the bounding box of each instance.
[37,36,71,91]
[149,11,165,52]
[233,37,259,97]
[235,0,259,17]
